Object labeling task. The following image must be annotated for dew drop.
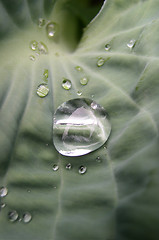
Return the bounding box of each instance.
[38,41,48,54]
[29,55,36,61]
[0,187,8,197]
[8,210,18,222]
[52,164,59,171]
[80,77,88,86]
[53,98,111,156]
[30,40,38,51]
[37,84,49,97]
[75,66,83,72]
[62,79,72,90]
[46,22,58,39]
[127,39,136,49]
[79,166,87,175]
[105,44,111,51]
[66,163,72,170]
[1,203,6,208]
[22,212,32,223]
[77,91,82,96]
[97,57,105,67]
[38,18,45,28]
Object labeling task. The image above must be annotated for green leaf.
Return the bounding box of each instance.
[0,0,159,240]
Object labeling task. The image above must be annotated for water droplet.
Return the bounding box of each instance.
[43,69,49,79]
[75,66,83,71]
[0,187,8,197]
[66,163,72,170]
[127,39,136,49]
[38,42,48,54]
[105,44,111,51]
[8,210,18,222]
[77,91,82,96]
[52,164,59,171]
[53,98,111,156]
[96,156,102,163]
[30,40,38,51]
[91,101,98,110]
[1,203,6,208]
[62,79,72,90]
[37,84,49,97]
[79,166,87,174]
[46,22,58,39]
[80,77,88,86]
[22,212,32,223]
[29,55,36,61]
[38,18,45,28]
[97,57,105,67]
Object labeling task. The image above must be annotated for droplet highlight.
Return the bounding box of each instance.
[8,210,18,222]
[79,166,87,175]
[46,22,58,39]
[0,187,8,197]
[22,212,32,223]
[66,163,72,170]
[62,79,72,90]
[105,44,111,51]
[53,98,111,156]
[97,57,105,67]
[52,164,59,171]
[127,39,136,49]
[80,77,88,86]
[37,84,49,97]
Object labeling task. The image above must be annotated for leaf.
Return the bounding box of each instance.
[0,0,159,240]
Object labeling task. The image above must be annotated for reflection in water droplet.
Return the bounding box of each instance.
[127,39,136,49]
[66,163,72,170]
[62,79,72,90]
[79,166,87,174]
[8,210,18,222]
[30,40,38,51]
[0,187,8,197]
[46,22,58,39]
[29,55,36,61]
[75,66,83,72]
[52,164,59,171]
[38,42,48,54]
[23,212,32,223]
[53,98,111,156]
[105,44,111,51]
[1,203,6,208]
[77,91,82,96]
[80,77,88,86]
[38,18,45,28]
[37,84,49,97]
[97,57,105,67]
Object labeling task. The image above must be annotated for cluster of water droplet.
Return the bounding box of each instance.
[29,40,48,61]
[52,163,87,175]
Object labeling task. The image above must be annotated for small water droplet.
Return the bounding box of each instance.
[38,18,45,28]
[127,39,136,49]
[43,69,49,79]
[66,163,72,170]
[0,187,8,197]
[37,84,49,97]
[91,94,94,98]
[52,164,59,171]
[80,77,88,85]
[38,42,48,54]
[62,79,72,90]
[53,98,111,156]
[79,166,87,174]
[8,210,18,222]
[1,203,6,208]
[53,186,57,189]
[30,40,38,51]
[27,189,31,193]
[77,91,82,96]
[29,55,36,61]
[46,22,58,39]
[97,57,105,67]
[75,66,83,71]
[22,212,32,223]
[91,101,98,110]
[105,44,111,51]
[96,156,102,163]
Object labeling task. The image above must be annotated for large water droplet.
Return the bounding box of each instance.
[0,187,8,197]
[105,44,111,51]
[97,57,105,67]
[52,164,59,171]
[53,98,111,156]
[66,163,72,170]
[46,22,58,39]
[79,166,87,174]
[22,212,32,223]
[37,84,49,97]
[80,77,88,86]
[38,18,45,28]
[127,39,136,49]
[8,210,18,222]
[38,42,48,54]
[62,79,72,90]
[30,40,38,51]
